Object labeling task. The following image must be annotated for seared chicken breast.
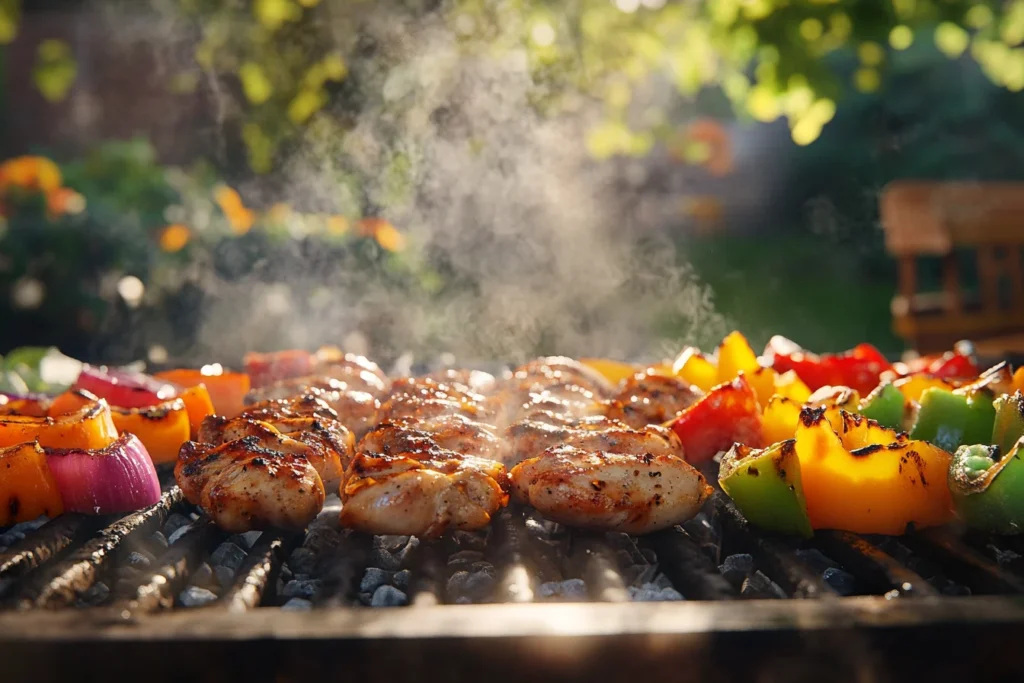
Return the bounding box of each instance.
[198,415,352,486]
[509,444,711,534]
[505,357,615,398]
[176,430,326,532]
[244,376,380,436]
[605,372,704,429]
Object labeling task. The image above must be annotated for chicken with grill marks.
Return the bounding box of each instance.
[509,443,711,534]
[244,376,380,436]
[605,371,704,429]
[340,423,509,538]
[504,356,615,398]
[176,428,326,532]
[378,378,492,423]
[198,414,351,486]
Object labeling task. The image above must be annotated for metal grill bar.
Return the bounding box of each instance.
[0,515,94,595]
[905,528,1024,594]
[709,494,838,599]
[16,488,182,609]
[221,532,294,612]
[576,540,629,602]
[815,531,938,598]
[122,519,222,612]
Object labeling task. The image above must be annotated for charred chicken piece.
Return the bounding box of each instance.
[361,415,503,464]
[505,356,615,398]
[605,371,704,429]
[505,419,675,467]
[244,376,381,436]
[378,394,490,423]
[176,430,326,532]
[198,415,352,486]
[426,369,497,395]
[241,395,339,423]
[490,383,605,428]
[340,438,509,538]
[509,444,711,534]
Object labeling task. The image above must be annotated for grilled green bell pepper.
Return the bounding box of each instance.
[909,386,996,452]
[719,439,813,538]
[992,391,1024,456]
[950,441,1024,535]
[858,382,905,430]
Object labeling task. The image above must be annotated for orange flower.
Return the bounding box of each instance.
[45,187,85,218]
[214,185,255,234]
[358,217,407,252]
[676,119,733,177]
[0,156,63,193]
[159,224,191,252]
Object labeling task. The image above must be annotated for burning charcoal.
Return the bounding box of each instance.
[359,567,394,593]
[378,535,410,552]
[126,551,154,569]
[303,527,342,555]
[293,573,312,582]
[795,548,840,573]
[179,586,219,607]
[163,513,190,537]
[392,569,410,590]
[822,567,856,596]
[652,573,674,590]
[210,542,247,572]
[539,578,587,600]
[228,532,262,550]
[658,587,684,601]
[167,524,192,546]
[369,548,402,571]
[628,586,660,602]
[82,582,110,605]
[288,547,317,576]
[357,592,373,605]
[192,562,215,588]
[469,561,496,576]
[371,585,409,607]
[447,570,496,601]
[215,565,236,590]
[989,545,1022,566]
[452,531,486,550]
[279,565,294,583]
[741,571,787,599]
[148,531,169,553]
[632,564,658,586]
[447,550,485,570]
[394,536,420,564]
[282,598,313,611]
[719,553,754,587]
[282,579,322,600]
[876,538,914,564]
[0,530,25,546]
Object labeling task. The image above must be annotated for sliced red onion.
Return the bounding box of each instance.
[74,364,178,408]
[45,433,162,515]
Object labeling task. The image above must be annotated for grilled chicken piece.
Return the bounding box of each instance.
[387,377,487,404]
[426,369,497,395]
[199,415,351,485]
[241,395,339,422]
[244,376,381,436]
[491,383,605,428]
[379,396,490,423]
[505,357,615,398]
[319,355,389,395]
[505,419,673,466]
[340,441,509,537]
[605,372,704,429]
[509,442,711,534]
[361,416,503,464]
[176,431,326,532]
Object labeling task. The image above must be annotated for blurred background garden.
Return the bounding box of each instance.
[2,0,1024,367]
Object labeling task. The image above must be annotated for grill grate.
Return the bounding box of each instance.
[5,473,1024,680]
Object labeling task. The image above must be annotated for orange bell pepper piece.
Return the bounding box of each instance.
[580,359,643,387]
[795,407,954,535]
[716,331,760,384]
[176,385,215,438]
[110,399,191,466]
[0,442,64,525]
[0,396,50,417]
[745,367,777,407]
[155,368,250,418]
[762,395,801,444]
[1013,366,1024,395]
[0,400,118,450]
[672,348,718,393]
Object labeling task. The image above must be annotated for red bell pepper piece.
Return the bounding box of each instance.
[767,340,891,396]
[927,351,979,380]
[243,349,314,388]
[669,375,763,464]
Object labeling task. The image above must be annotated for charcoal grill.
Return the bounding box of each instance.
[4,464,1024,683]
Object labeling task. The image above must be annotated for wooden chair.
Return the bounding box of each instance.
[879,181,1024,355]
